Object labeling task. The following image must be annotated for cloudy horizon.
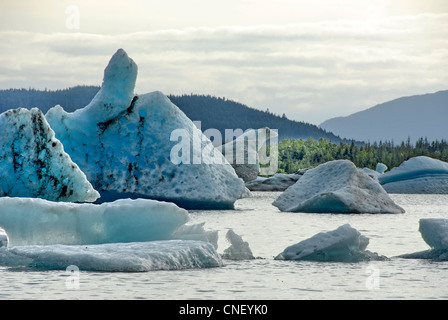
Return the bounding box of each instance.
[0,1,447,125]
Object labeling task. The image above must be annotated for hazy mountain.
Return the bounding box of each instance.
[0,87,344,143]
[320,90,448,144]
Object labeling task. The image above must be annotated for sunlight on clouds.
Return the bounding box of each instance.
[0,10,447,124]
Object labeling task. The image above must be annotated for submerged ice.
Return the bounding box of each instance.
[0,108,99,202]
[275,224,387,262]
[46,49,245,209]
[273,160,404,214]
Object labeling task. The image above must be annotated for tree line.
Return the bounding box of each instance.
[278,137,448,173]
[0,86,101,114]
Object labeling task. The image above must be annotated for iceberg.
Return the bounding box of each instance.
[217,127,278,182]
[275,224,387,262]
[0,197,189,247]
[400,219,448,260]
[379,156,448,194]
[0,240,223,272]
[376,163,388,174]
[273,160,405,213]
[0,108,99,203]
[222,229,255,260]
[246,172,306,192]
[46,49,245,209]
[362,163,387,180]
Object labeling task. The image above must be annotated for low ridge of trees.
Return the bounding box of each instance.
[278,137,448,173]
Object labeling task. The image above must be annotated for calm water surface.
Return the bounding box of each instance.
[1,192,448,300]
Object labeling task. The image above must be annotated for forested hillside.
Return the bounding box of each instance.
[0,87,344,142]
[168,94,342,142]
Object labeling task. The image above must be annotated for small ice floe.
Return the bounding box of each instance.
[400,218,448,261]
[275,224,388,262]
[221,229,255,260]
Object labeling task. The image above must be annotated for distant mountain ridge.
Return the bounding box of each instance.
[320,90,448,144]
[0,87,344,143]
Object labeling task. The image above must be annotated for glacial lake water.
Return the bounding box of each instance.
[1,192,448,300]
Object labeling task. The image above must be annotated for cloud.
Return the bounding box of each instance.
[0,13,447,124]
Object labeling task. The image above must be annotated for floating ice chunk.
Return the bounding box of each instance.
[400,219,448,260]
[275,224,387,262]
[46,49,245,209]
[222,229,255,260]
[376,163,388,174]
[273,160,405,213]
[0,108,99,202]
[0,197,188,246]
[246,173,301,191]
[379,156,448,194]
[419,218,448,249]
[1,240,223,272]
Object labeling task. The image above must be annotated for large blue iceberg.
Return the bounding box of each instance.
[46,49,245,209]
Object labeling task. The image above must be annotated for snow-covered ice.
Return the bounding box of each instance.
[400,219,448,260]
[273,160,405,213]
[275,224,387,262]
[0,240,223,272]
[46,49,245,209]
[0,108,99,202]
[0,197,189,246]
[379,156,448,194]
[221,229,255,260]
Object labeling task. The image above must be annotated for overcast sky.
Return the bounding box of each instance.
[0,0,447,125]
